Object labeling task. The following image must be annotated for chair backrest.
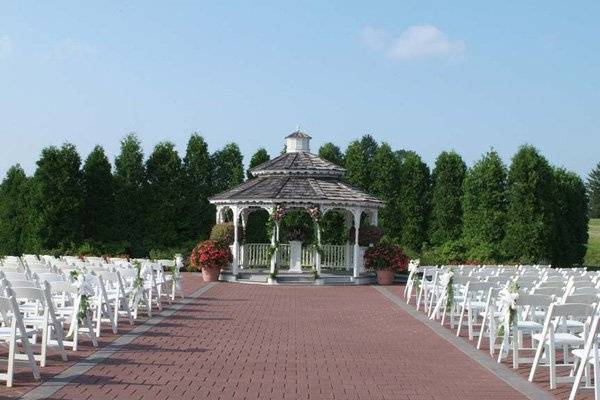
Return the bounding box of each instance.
[5,280,39,289]
[572,286,600,295]
[1,271,30,281]
[532,287,565,297]
[562,294,599,305]
[9,286,46,302]
[517,293,553,308]
[35,272,66,283]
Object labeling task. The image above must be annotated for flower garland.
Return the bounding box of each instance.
[439,269,455,312]
[70,270,94,323]
[307,205,322,224]
[272,204,286,222]
[171,255,183,290]
[129,261,145,307]
[408,259,421,291]
[266,240,280,260]
[497,281,520,338]
[310,243,324,258]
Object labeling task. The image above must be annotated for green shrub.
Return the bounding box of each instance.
[209,223,236,244]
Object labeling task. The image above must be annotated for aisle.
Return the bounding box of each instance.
[17,283,538,400]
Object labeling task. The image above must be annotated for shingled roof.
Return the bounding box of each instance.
[250,152,345,177]
[209,131,383,209]
[210,176,382,207]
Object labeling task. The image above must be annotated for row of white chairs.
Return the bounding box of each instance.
[405,264,600,400]
[0,254,184,387]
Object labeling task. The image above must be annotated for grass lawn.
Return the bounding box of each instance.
[586,218,600,266]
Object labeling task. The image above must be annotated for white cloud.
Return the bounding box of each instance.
[0,35,12,59]
[50,38,97,61]
[360,25,465,61]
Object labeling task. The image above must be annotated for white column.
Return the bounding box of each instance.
[232,206,241,276]
[240,209,249,269]
[270,221,280,274]
[344,212,353,271]
[352,208,362,278]
[315,223,322,274]
[216,206,224,223]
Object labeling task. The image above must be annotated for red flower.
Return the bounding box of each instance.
[363,243,409,272]
[189,240,232,271]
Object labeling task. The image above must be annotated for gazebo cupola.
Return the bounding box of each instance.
[209,129,384,282]
[285,130,311,153]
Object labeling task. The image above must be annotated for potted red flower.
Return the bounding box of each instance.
[363,243,410,285]
[190,240,232,282]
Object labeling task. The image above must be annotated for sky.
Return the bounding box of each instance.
[0,1,599,179]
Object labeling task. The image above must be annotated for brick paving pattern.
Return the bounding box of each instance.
[0,273,207,399]
[387,285,594,400]
[12,283,533,400]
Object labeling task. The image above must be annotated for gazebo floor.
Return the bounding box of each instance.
[220,269,407,285]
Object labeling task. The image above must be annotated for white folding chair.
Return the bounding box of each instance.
[0,296,40,387]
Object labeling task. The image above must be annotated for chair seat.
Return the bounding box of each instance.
[572,349,597,364]
[0,327,37,338]
[565,319,585,329]
[532,332,584,346]
[517,321,543,331]
[467,301,487,310]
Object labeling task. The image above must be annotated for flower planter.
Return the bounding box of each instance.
[202,267,221,282]
[376,269,395,285]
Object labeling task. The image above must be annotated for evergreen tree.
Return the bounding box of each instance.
[344,135,379,193]
[182,133,214,241]
[503,145,555,263]
[318,143,344,167]
[0,165,31,255]
[212,143,244,194]
[31,143,84,251]
[371,143,402,238]
[461,150,507,261]
[429,151,466,245]
[552,168,589,266]
[588,162,600,218]
[114,133,146,256]
[81,145,114,243]
[397,152,431,252]
[247,148,270,179]
[144,142,183,250]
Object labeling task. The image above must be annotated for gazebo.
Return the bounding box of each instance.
[209,130,384,282]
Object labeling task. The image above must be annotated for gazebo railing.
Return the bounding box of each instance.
[242,243,351,269]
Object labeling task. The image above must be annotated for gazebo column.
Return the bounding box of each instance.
[352,208,363,278]
[270,220,280,274]
[315,223,322,275]
[240,209,250,269]
[231,206,242,276]
[343,212,353,271]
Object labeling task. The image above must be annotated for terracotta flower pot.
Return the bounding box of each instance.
[202,267,221,282]
[376,269,395,285]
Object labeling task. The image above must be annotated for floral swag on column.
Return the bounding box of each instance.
[307,204,322,279]
[266,204,286,262]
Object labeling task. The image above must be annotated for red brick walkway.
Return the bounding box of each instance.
[8,283,538,400]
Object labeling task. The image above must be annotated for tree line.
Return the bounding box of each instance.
[331,135,590,266]
[0,132,593,266]
[0,133,244,259]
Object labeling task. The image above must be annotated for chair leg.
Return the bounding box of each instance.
[41,325,48,367]
[549,343,557,390]
[477,312,487,349]
[529,337,546,382]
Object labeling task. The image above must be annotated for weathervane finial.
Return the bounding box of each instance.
[296,124,301,132]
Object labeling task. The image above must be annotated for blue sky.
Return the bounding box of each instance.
[0,1,598,178]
